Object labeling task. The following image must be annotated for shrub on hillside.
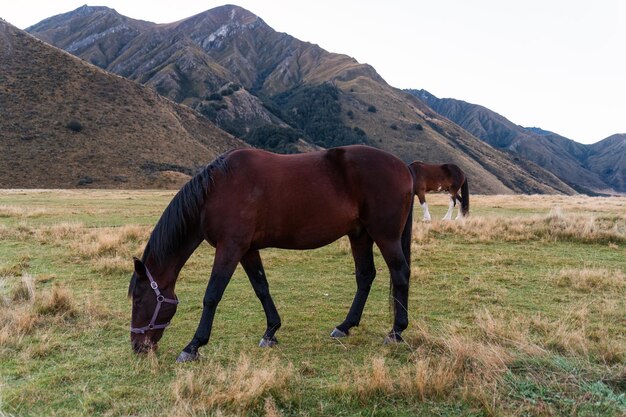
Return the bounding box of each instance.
[247,125,301,154]
[207,93,222,101]
[77,176,93,186]
[66,120,83,132]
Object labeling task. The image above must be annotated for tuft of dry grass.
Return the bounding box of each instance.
[555,268,625,292]
[0,255,31,277]
[529,309,591,357]
[11,273,35,303]
[474,309,547,356]
[0,305,39,347]
[0,275,40,346]
[34,286,77,318]
[171,353,295,414]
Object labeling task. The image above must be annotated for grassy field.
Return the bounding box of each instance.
[0,190,625,416]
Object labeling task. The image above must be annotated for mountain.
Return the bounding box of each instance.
[587,134,626,193]
[23,5,577,195]
[411,89,624,194]
[0,19,244,188]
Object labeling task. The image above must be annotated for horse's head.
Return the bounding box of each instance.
[129,258,178,353]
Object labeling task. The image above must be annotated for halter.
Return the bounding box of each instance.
[130,267,179,334]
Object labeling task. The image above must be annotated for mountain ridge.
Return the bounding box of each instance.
[409,89,624,194]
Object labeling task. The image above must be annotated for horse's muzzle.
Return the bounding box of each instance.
[131,337,158,354]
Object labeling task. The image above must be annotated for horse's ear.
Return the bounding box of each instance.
[133,257,147,278]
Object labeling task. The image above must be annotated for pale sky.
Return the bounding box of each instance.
[2,1,625,144]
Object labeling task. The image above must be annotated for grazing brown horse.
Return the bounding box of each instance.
[129,145,414,362]
[408,161,469,221]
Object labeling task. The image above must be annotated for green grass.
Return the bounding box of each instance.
[1,191,625,416]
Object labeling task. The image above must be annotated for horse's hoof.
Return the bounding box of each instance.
[259,337,278,348]
[176,350,199,362]
[330,328,348,338]
[383,332,404,344]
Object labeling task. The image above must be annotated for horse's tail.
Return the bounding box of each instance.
[402,195,414,267]
[460,177,470,217]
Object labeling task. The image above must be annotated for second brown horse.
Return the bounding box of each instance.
[409,161,469,221]
[129,145,415,362]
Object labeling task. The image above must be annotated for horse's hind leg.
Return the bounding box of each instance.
[240,250,282,347]
[418,192,431,222]
[443,194,455,220]
[177,244,242,362]
[454,193,463,219]
[331,233,375,338]
[377,239,410,343]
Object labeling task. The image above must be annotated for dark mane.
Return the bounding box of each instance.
[143,153,230,266]
[129,152,231,298]
[129,153,230,296]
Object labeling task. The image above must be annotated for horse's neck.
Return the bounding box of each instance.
[151,235,204,287]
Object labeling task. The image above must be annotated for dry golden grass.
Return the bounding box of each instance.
[34,286,77,318]
[474,309,547,356]
[0,255,30,277]
[474,194,626,213]
[336,296,625,409]
[413,208,625,244]
[0,220,149,272]
[335,323,513,405]
[171,353,295,415]
[0,304,39,347]
[0,205,49,218]
[555,267,625,292]
[11,273,35,303]
[0,275,39,346]
[0,276,109,351]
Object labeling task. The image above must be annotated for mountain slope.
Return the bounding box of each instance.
[587,134,626,193]
[411,89,623,194]
[25,5,576,194]
[0,20,244,188]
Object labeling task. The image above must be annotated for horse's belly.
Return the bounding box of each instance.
[253,207,358,250]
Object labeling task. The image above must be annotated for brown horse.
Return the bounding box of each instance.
[129,145,415,362]
[408,161,469,221]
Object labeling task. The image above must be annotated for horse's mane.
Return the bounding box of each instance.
[128,152,231,296]
[144,152,231,266]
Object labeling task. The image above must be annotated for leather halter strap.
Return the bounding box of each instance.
[130,267,178,334]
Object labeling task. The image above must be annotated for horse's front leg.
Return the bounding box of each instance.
[240,250,282,347]
[177,244,242,362]
[442,195,455,220]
